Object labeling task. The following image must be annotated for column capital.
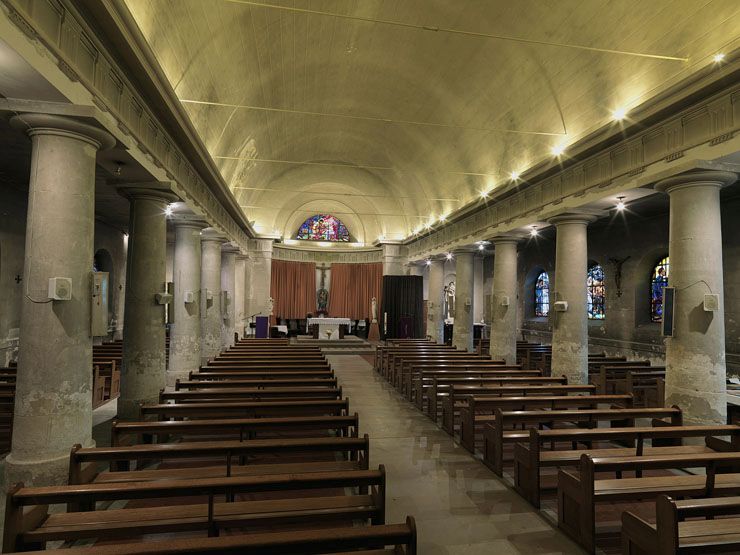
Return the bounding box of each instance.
[236,252,250,261]
[491,235,520,246]
[452,247,476,256]
[655,170,737,195]
[221,242,241,255]
[118,183,180,204]
[169,202,208,229]
[201,227,227,244]
[548,211,599,227]
[10,113,115,151]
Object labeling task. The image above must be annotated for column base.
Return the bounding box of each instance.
[166,369,191,388]
[5,441,94,488]
[117,396,159,421]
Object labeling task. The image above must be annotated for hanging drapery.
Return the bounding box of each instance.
[269,260,317,319]
[327,262,383,320]
[380,275,424,339]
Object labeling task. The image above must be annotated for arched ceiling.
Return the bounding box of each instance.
[124,0,740,242]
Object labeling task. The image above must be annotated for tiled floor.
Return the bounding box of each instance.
[328,354,584,554]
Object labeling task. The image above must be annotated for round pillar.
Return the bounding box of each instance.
[452,250,475,352]
[655,170,737,425]
[6,114,114,486]
[427,259,445,343]
[118,186,178,419]
[201,228,225,362]
[220,244,238,350]
[235,254,248,340]
[167,214,205,385]
[549,214,597,383]
[489,237,519,365]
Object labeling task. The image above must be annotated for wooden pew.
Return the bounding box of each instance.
[388,351,478,386]
[68,435,371,484]
[4,467,386,552]
[625,370,666,407]
[175,377,339,390]
[158,386,343,403]
[621,495,740,554]
[590,362,656,395]
[111,413,360,446]
[140,398,350,420]
[205,359,328,368]
[401,360,513,400]
[198,363,332,373]
[379,345,455,379]
[421,371,550,417]
[190,369,334,380]
[557,451,740,553]
[452,394,632,453]
[14,517,417,554]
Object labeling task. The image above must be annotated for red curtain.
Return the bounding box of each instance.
[270,260,316,319]
[328,262,383,320]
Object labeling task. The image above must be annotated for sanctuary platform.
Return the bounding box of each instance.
[294,334,375,355]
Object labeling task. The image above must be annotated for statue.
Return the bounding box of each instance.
[371,297,378,323]
[443,281,456,320]
[317,288,329,312]
[267,296,274,316]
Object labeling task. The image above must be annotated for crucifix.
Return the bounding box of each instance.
[14,275,22,284]
[317,263,330,313]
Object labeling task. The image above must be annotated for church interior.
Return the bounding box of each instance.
[1,0,740,553]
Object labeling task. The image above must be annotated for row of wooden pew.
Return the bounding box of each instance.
[4,338,417,554]
[374,337,740,554]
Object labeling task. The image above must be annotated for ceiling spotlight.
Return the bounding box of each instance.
[446,253,453,260]
[478,244,485,251]
[713,52,725,63]
[480,189,490,198]
[439,214,448,222]
[425,259,432,266]
[530,225,538,237]
[616,196,626,211]
[551,143,566,157]
[612,107,628,121]
[164,204,173,217]
[510,170,521,180]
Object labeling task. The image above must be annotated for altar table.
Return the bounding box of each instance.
[307,317,352,340]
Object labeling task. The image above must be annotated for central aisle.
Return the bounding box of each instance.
[328,354,583,555]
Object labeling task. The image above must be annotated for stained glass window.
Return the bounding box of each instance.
[587,264,606,320]
[534,271,550,317]
[296,214,350,242]
[651,256,670,323]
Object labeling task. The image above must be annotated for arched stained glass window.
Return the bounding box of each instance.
[587,264,606,320]
[651,256,670,322]
[534,271,550,317]
[296,214,350,242]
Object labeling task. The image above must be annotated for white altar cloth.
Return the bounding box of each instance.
[307,317,351,340]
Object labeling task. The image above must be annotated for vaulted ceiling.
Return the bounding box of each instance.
[123,0,740,243]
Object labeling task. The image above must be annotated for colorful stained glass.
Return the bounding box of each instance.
[296,214,350,242]
[534,271,550,317]
[651,257,669,323]
[587,264,606,320]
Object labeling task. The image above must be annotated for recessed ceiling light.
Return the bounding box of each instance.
[616,196,626,211]
[713,53,725,63]
[425,259,432,266]
[530,225,538,237]
[478,244,485,251]
[551,143,566,157]
[612,107,628,121]
[510,170,520,180]
[446,253,453,260]
[439,214,447,222]
[164,204,173,216]
[480,190,489,198]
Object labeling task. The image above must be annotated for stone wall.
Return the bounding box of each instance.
[516,196,740,375]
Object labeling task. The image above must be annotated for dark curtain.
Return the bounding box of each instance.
[380,275,424,339]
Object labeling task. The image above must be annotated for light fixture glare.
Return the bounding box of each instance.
[612,107,627,121]
[713,53,725,63]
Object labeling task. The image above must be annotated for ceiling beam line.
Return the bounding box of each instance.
[214,155,499,178]
[240,206,438,219]
[179,99,565,137]
[232,187,461,202]
[224,0,689,62]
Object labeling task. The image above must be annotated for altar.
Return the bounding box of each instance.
[307,317,352,340]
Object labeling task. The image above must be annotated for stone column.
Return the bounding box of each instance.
[489,237,519,365]
[427,259,445,344]
[201,228,225,362]
[220,244,238,350]
[452,250,475,352]
[5,114,113,486]
[405,262,424,276]
[248,239,274,322]
[381,243,405,275]
[234,254,247,340]
[655,170,737,425]
[118,185,178,420]
[549,213,597,384]
[167,207,205,385]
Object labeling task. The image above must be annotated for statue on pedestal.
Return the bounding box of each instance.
[267,296,274,316]
[371,297,378,323]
